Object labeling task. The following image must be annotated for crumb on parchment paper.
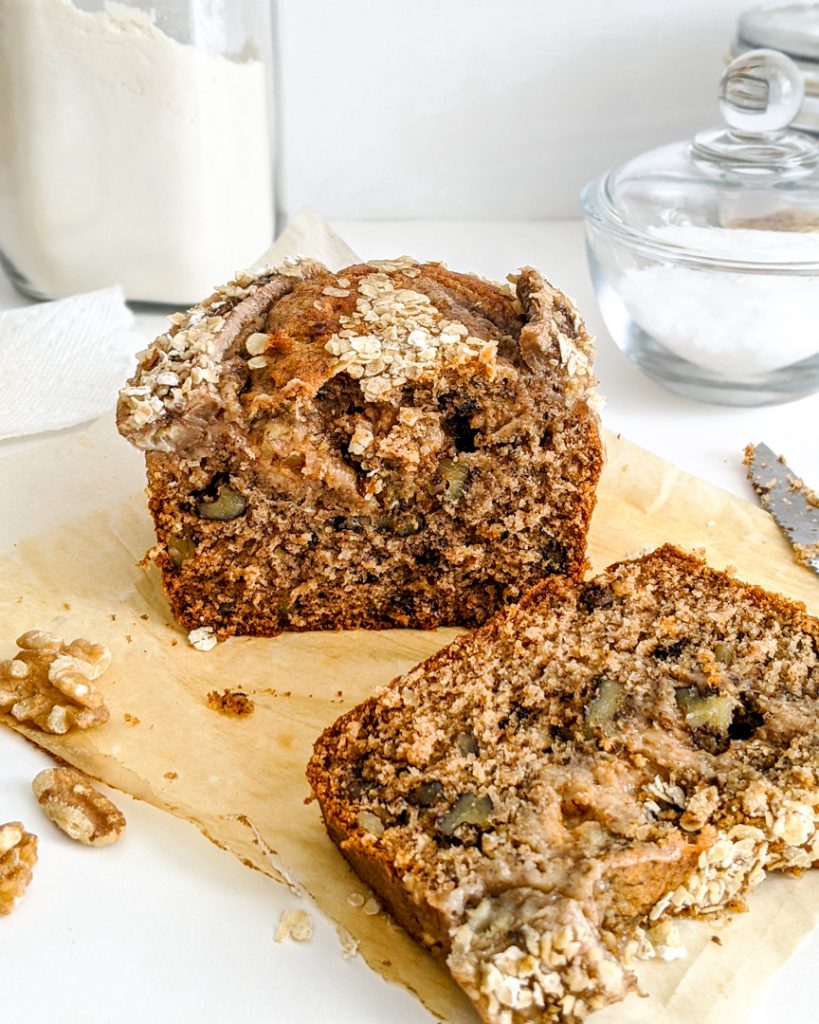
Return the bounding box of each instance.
[206,689,255,717]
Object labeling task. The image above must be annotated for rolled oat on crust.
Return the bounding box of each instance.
[117,256,602,636]
[307,545,819,1022]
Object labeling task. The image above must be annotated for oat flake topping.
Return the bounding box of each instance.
[118,256,322,435]
[324,258,498,403]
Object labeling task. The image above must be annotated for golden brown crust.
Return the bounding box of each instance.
[118,257,602,637]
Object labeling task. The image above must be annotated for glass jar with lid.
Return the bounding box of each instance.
[731,2,819,134]
[582,49,819,406]
[0,0,277,306]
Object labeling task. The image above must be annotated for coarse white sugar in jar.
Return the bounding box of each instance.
[618,225,819,377]
[583,48,819,404]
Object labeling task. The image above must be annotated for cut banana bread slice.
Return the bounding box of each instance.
[307,546,819,1023]
[116,256,601,636]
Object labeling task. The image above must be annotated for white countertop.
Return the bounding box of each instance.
[2,219,818,1023]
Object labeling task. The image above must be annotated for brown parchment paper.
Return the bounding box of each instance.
[2,220,819,1023]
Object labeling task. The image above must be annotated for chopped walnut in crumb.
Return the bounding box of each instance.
[0,821,38,915]
[206,690,255,717]
[32,768,126,847]
[0,631,111,735]
[275,908,313,943]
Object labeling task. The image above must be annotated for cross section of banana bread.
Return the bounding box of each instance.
[307,546,819,1022]
[117,256,601,636]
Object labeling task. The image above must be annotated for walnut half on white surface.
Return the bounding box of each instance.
[0,821,38,915]
[0,630,111,735]
[32,768,126,847]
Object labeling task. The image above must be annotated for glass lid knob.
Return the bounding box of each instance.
[692,48,819,173]
[719,48,803,133]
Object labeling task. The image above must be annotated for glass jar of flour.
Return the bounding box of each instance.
[0,0,276,305]
[582,49,819,406]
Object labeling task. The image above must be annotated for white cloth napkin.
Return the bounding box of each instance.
[0,285,139,441]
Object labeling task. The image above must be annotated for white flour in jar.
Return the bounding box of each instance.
[619,225,819,376]
[0,0,274,304]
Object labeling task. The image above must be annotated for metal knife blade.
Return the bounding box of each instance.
[746,443,819,577]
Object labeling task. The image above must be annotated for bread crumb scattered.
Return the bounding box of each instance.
[206,690,255,717]
[346,892,365,908]
[123,713,140,726]
[275,908,313,943]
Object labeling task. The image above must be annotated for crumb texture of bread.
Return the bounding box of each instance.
[116,256,602,636]
[307,546,819,1022]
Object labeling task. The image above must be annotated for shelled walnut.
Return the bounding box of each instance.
[32,768,126,847]
[0,631,111,735]
[0,821,38,915]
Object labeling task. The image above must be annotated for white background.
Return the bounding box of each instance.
[278,0,753,220]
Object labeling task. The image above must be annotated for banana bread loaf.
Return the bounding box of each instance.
[307,546,819,1022]
[117,256,602,636]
